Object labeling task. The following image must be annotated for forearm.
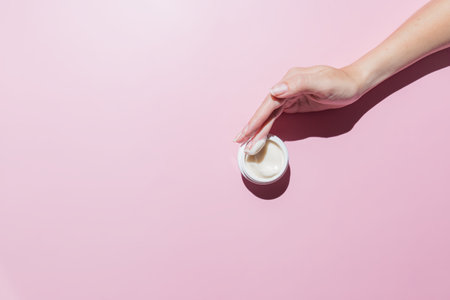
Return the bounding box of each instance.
[344,0,450,95]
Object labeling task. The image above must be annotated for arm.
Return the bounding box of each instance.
[345,0,450,96]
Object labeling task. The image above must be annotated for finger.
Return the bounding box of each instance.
[270,72,325,99]
[244,106,283,155]
[234,94,285,144]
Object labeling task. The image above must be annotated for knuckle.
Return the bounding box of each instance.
[286,67,300,76]
[293,73,308,90]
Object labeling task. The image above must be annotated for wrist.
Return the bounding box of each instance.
[340,62,372,99]
[342,57,393,98]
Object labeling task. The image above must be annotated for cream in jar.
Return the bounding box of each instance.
[238,135,289,185]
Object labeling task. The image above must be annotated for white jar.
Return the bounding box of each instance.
[237,134,289,185]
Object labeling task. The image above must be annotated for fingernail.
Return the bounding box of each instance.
[233,125,248,142]
[244,138,267,155]
[270,83,288,96]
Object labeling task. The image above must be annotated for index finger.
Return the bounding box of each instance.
[234,94,285,144]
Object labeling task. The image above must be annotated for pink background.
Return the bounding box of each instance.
[1,0,450,299]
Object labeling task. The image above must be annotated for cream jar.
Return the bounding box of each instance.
[237,134,289,185]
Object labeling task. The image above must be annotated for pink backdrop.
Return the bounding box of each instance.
[1,0,450,299]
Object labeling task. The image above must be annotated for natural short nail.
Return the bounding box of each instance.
[270,83,288,96]
[233,132,241,142]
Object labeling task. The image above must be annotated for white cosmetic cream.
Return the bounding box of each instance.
[238,135,289,185]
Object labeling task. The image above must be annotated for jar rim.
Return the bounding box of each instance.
[237,134,289,185]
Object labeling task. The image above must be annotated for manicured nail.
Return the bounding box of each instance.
[270,83,288,96]
[233,125,248,142]
[244,140,253,152]
[244,138,267,155]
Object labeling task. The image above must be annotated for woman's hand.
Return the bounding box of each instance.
[233,65,363,154]
[234,0,450,155]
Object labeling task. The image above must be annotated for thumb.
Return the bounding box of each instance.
[270,72,322,98]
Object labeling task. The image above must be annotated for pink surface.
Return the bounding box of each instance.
[1,0,450,299]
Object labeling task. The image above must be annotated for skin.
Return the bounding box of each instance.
[234,0,450,154]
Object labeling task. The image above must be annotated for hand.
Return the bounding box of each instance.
[233,65,363,154]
